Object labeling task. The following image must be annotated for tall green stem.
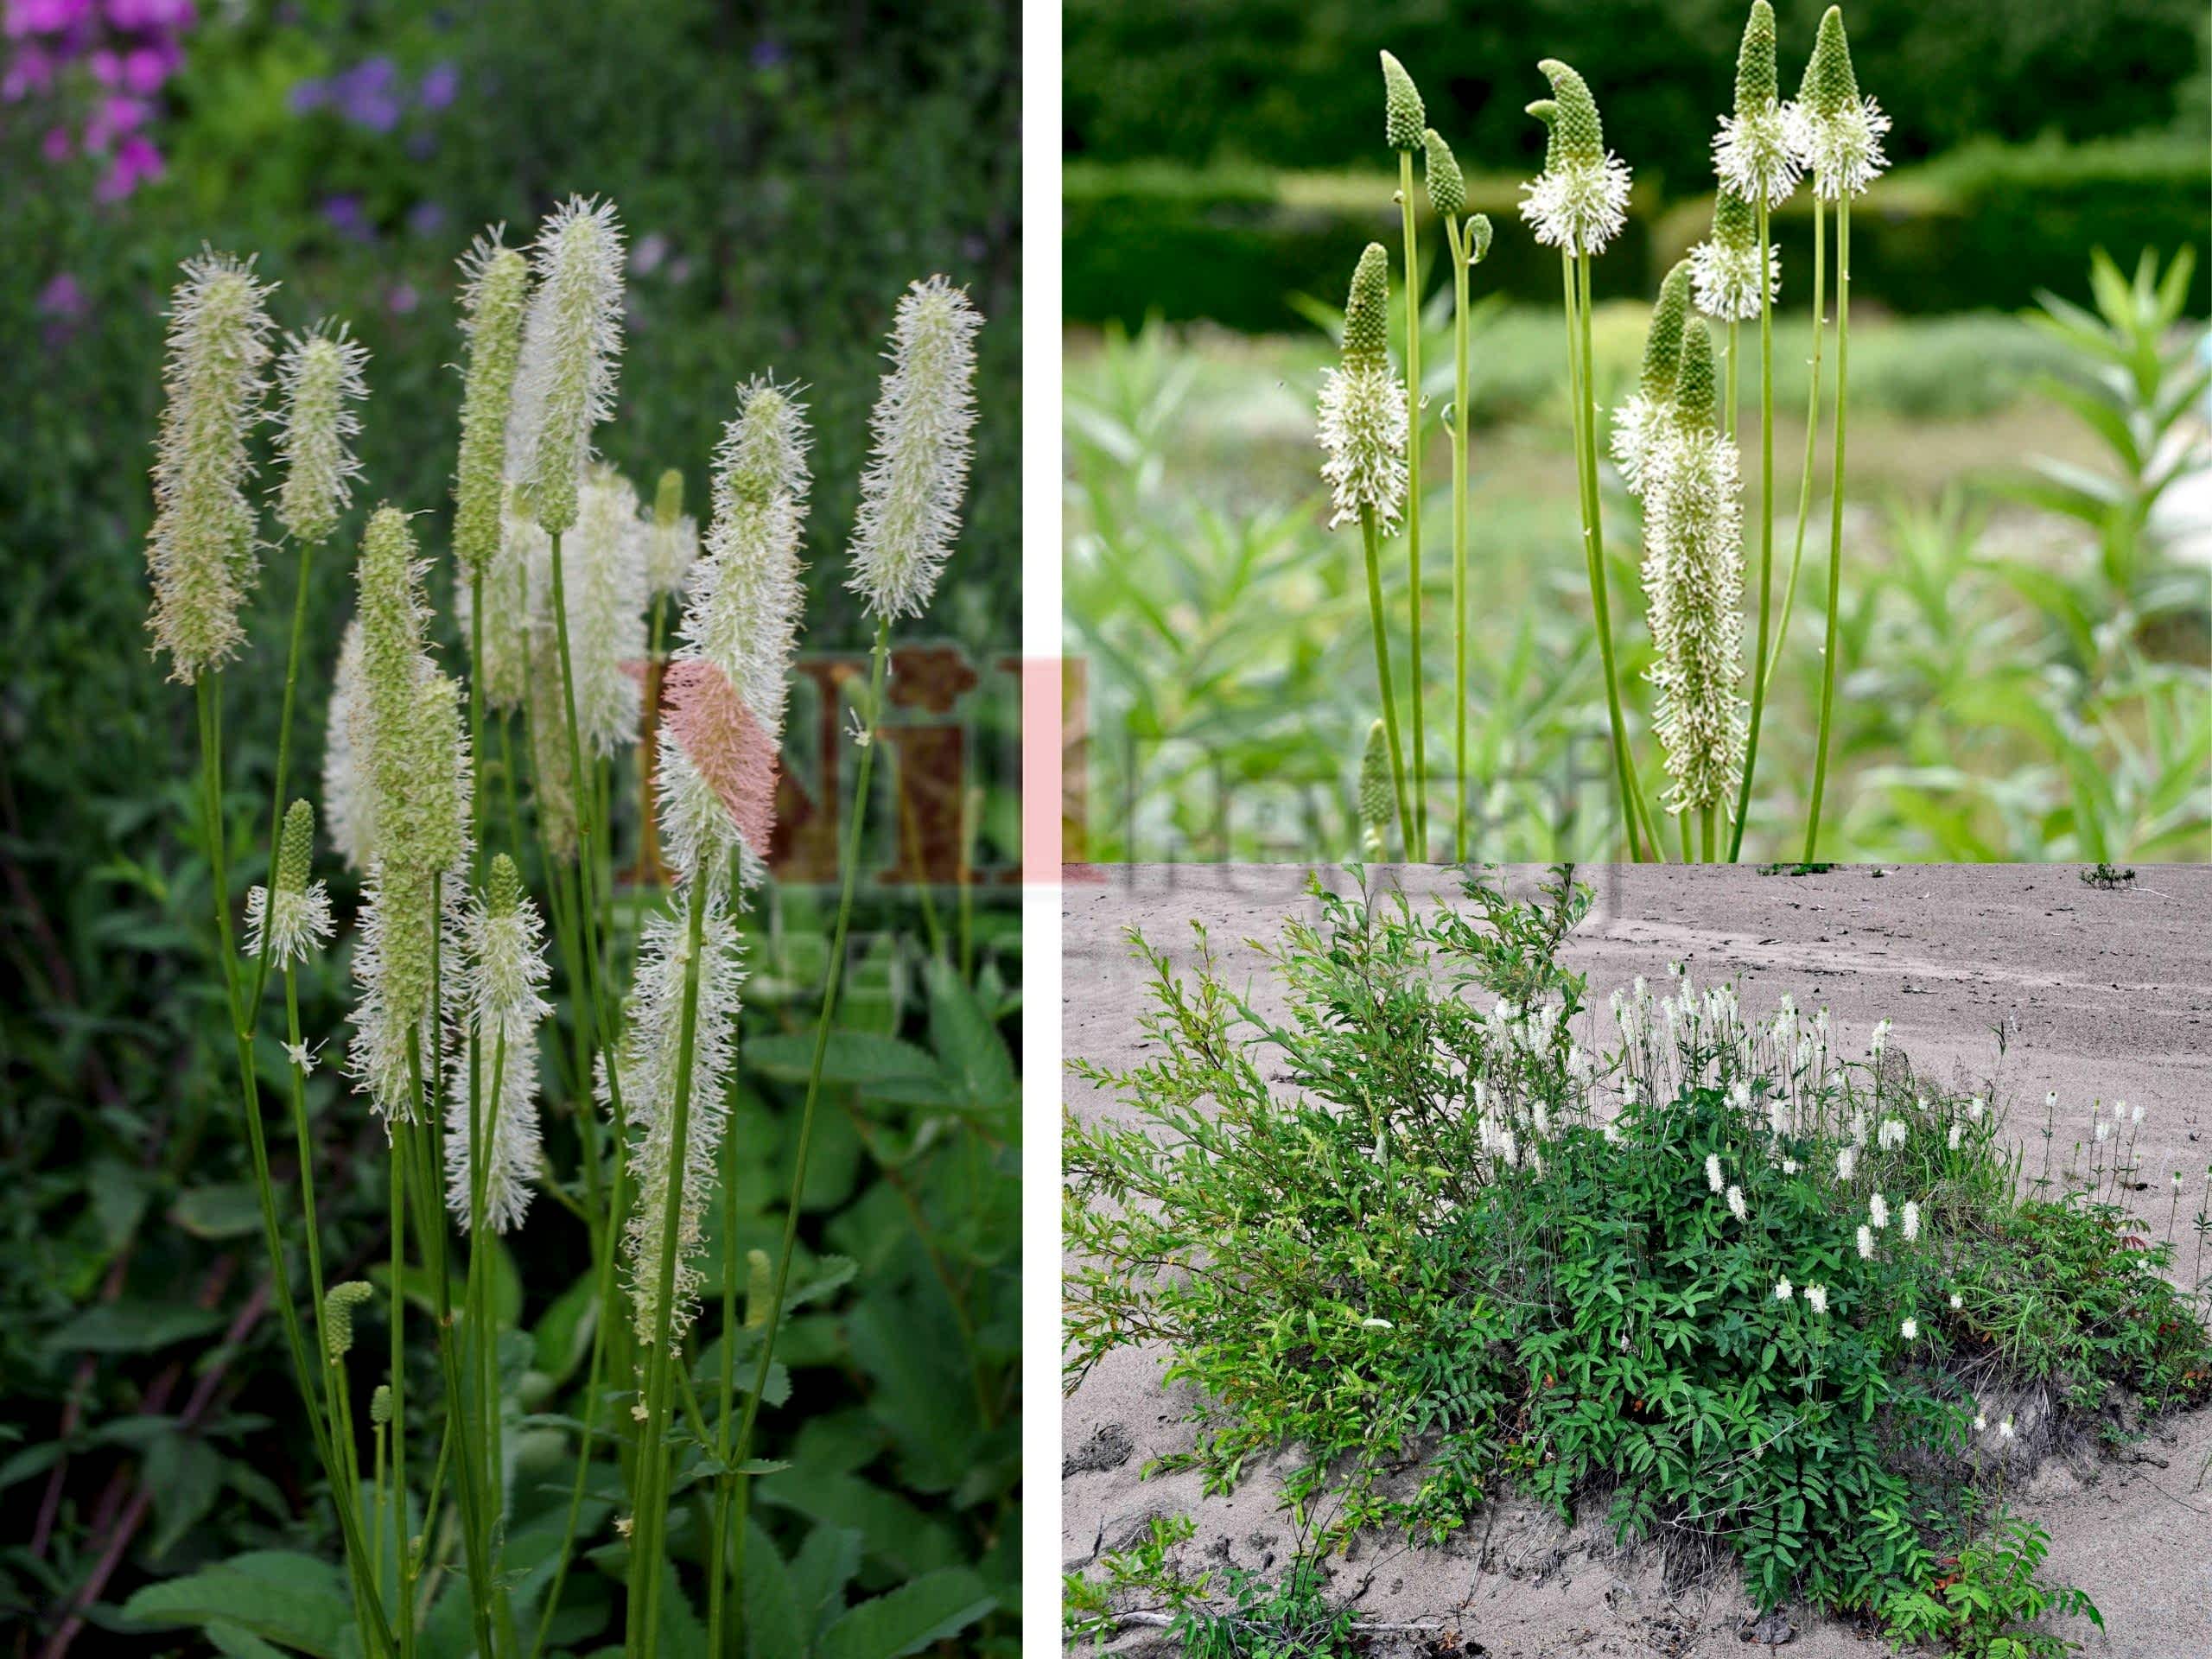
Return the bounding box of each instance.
[706,1052,745,1659]
[1803,194,1851,860]
[727,620,893,1642]
[1564,252,1649,861]
[1448,217,1472,862]
[626,872,711,1655]
[1730,205,1777,861]
[1359,507,1414,855]
[1396,150,1428,858]
[1767,201,1827,691]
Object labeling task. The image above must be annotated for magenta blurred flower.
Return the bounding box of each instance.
[288,74,327,113]
[388,282,420,316]
[36,270,86,318]
[103,0,194,28]
[3,42,55,97]
[8,0,98,37]
[416,58,458,111]
[632,231,668,276]
[96,130,160,198]
[40,122,69,158]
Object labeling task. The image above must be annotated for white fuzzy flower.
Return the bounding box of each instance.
[1785,95,1891,200]
[272,322,369,546]
[1868,1192,1889,1230]
[1519,153,1632,257]
[2130,1102,2144,1125]
[548,464,648,759]
[1902,1200,1921,1243]
[1688,235,1777,323]
[1856,1224,1874,1260]
[846,274,983,620]
[1948,1122,1963,1151]
[1773,1277,1794,1302]
[1713,102,1801,209]
[1707,1153,1726,1193]
[1319,355,1408,531]
[1871,1019,1891,1057]
[1805,1284,1828,1315]
[1969,1097,1986,1121]
[1950,1293,1963,1311]
[1726,1185,1748,1224]
[1998,1416,2015,1442]
[442,857,551,1235]
[1878,1117,1907,1151]
[1641,410,1747,816]
[2095,1120,2111,1145]
[1973,1411,1986,1433]
[513,196,626,535]
[643,469,700,596]
[1836,1146,1856,1182]
[1900,1318,1917,1341]
[324,620,373,870]
[1782,1158,1799,1175]
[245,880,334,967]
[284,1040,319,1075]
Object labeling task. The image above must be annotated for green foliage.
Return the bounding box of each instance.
[1065,868,2209,1629]
[1881,1511,2105,1658]
[1065,1516,1362,1658]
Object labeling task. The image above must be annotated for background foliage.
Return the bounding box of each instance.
[0,0,1022,1650]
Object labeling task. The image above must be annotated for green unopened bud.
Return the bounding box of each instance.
[1800,5,1859,116]
[654,467,683,528]
[1537,60,1605,168]
[1735,1,1779,115]
[1342,244,1392,367]
[453,233,530,580]
[324,1281,373,1360]
[745,1248,772,1329]
[1642,262,1694,400]
[1465,213,1495,265]
[1675,321,1718,431]
[1421,127,1465,219]
[1357,720,1391,852]
[369,1383,392,1427]
[247,798,334,964]
[486,851,523,919]
[1380,51,1425,150]
[1713,188,1757,252]
[518,197,626,536]
[146,251,276,684]
[276,798,315,897]
[274,322,368,548]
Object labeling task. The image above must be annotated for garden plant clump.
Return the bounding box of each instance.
[111,192,1017,1658]
[1064,869,2211,1656]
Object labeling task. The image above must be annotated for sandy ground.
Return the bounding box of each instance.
[1061,863,2212,1657]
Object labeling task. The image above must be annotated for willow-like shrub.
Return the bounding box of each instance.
[1065,870,2208,1629]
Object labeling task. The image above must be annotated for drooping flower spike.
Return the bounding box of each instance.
[443,854,551,1235]
[1713,1,1800,209]
[1787,6,1890,200]
[451,230,531,581]
[847,275,984,620]
[272,321,370,547]
[1640,321,1748,820]
[1689,188,1777,324]
[1518,60,1632,256]
[1317,243,1408,531]
[1611,260,1692,495]
[514,195,626,535]
[245,798,335,966]
[146,250,277,683]
[657,376,812,890]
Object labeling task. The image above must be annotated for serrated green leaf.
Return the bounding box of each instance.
[816,1567,995,1659]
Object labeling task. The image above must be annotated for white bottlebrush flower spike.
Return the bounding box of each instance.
[1804,1284,1828,1315]
[643,468,699,595]
[245,799,334,967]
[552,464,648,758]
[1998,1416,2015,1441]
[1706,1152,1725,1193]
[443,855,551,1235]
[1612,261,1691,497]
[324,619,372,870]
[1868,1192,1889,1230]
[146,249,276,683]
[1973,1411,1986,1433]
[615,895,747,1349]
[1902,1200,1921,1241]
[846,274,983,620]
[1871,1018,1891,1056]
[1319,242,1407,531]
[1948,1122,1963,1151]
[452,230,531,581]
[1519,61,1630,256]
[1856,1224,1874,1260]
[1726,1184,1748,1223]
[1878,1116,1906,1150]
[657,377,811,891]
[272,321,369,546]
[1950,1292,1963,1310]
[1712,3,1799,209]
[1900,1317,1917,1341]
[514,195,626,535]
[1773,1277,1793,1302]
[1786,7,1890,200]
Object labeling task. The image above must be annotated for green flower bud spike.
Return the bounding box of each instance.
[1537,60,1605,169]
[245,797,334,965]
[654,467,683,529]
[370,1383,392,1427]
[1422,128,1465,219]
[453,232,530,580]
[1465,213,1494,265]
[1675,320,1718,433]
[1800,5,1859,116]
[1736,0,1778,115]
[273,322,369,548]
[1357,718,1393,853]
[276,798,314,895]
[1380,51,1425,150]
[324,1281,373,1360]
[1643,262,1694,401]
[1342,242,1391,367]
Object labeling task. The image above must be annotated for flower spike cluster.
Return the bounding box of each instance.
[1611,260,1692,496]
[1518,60,1631,256]
[245,798,334,966]
[514,196,626,535]
[1787,6,1889,200]
[1690,188,1778,323]
[146,251,277,683]
[443,855,551,1235]
[1317,243,1408,531]
[452,231,531,581]
[1639,321,1748,817]
[846,275,983,620]
[1713,0,1800,209]
[273,321,369,547]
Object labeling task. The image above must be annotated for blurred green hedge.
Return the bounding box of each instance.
[1065,137,2209,331]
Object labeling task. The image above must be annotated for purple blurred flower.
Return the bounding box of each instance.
[321,193,374,241]
[632,231,668,275]
[96,131,161,199]
[120,39,180,92]
[289,73,328,113]
[406,198,447,238]
[333,54,401,131]
[3,42,55,98]
[105,0,195,28]
[750,36,785,71]
[416,58,457,111]
[36,270,86,318]
[40,122,69,159]
[387,282,419,316]
[9,0,98,36]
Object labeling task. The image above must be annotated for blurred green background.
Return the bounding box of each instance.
[2,0,1021,1652]
[1061,0,2211,864]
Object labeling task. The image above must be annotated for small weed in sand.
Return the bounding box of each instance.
[1065,868,2207,1650]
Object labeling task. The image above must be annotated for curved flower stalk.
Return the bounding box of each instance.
[1319,244,1413,853]
[1642,322,1747,854]
[146,250,276,684]
[1382,50,1431,855]
[1528,67,1651,859]
[273,322,369,548]
[613,895,746,1347]
[1611,260,1692,497]
[513,197,625,537]
[443,854,550,1234]
[846,276,983,620]
[656,378,811,892]
[246,798,335,966]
